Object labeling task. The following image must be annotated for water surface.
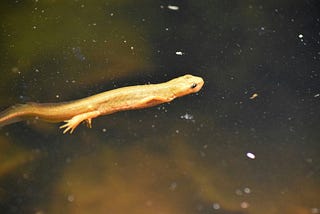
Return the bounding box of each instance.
[0,1,319,213]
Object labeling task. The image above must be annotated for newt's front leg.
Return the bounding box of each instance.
[60,110,101,134]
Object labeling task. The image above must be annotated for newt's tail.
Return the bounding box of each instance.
[0,104,30,128]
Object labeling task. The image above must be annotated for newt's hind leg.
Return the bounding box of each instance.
[59,111,100,134]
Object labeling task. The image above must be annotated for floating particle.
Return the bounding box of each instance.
[169,182,177,191]
[11,67,20,74]
[240,201,249,209]
[246,152,256,159]
[298,34,303,38]
[235,189,243,195]
[168,5,179,10]
[311,208,319,214]
[67,194,74,202]
[212,203,220,210]
[175,51,184,55]
[180,113,194,120]
[250,93,258,99]
[244,187,251,194]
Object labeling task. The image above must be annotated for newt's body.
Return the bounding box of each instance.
[0,74,204,133]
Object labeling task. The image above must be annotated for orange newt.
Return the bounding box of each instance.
[0,74,204,134]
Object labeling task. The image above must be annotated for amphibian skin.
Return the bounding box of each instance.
[0,74,204,134]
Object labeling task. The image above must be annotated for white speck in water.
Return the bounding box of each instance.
[110,13,114,16]
[244,187,251,194]
[167,5,179,10]
[130,46,134,50]
[314,93,319,98]
[249,93,258,99]
[240,201,249,208]
[67,195,75,202]
[212,203,220,210]
[180,113,194,120]
[169,182,177,191]
[235,189,243,195]
[102,128,107,132]
[298,34,303,38]
[246,152,256,159]
[311,208,319,214]
[175,129,180,134]
[175,51,184,55]
[55,94,60,98]
[200,151,206,157]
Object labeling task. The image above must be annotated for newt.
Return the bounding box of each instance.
[0,74,204,134]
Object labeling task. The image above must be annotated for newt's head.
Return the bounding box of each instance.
[168,74,204,97]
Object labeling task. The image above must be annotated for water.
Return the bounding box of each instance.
[0,1,319,213]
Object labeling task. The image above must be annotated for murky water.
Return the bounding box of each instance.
[0,1,319,213]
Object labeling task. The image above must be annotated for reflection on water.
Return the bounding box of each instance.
[0,0,319,213]
[47,131,318,214]
[49,135,249,214]
[0,136,36,177]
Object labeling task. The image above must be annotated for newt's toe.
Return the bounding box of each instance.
[85,118,92,128]
[60,121,74,134]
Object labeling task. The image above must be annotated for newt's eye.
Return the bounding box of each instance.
[191,83,197,89]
